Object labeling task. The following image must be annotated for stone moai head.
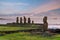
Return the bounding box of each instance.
[43,16,47,23]
[16,17,19,24]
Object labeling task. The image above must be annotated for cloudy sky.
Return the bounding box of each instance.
[0,0,60,24]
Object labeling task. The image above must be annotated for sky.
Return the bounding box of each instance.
[0,0,60,24]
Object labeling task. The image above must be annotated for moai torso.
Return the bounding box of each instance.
[24,16,26,24]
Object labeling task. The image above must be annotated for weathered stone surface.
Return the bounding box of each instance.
[43,16,48,32]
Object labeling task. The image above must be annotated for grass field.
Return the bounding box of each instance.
[0,32,60,40]
[0,26,60,40]
[0,25,39,31]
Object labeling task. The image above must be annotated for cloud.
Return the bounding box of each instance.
[31,1,60,14]
[0,9,31,15]
[0,2,29,6]
[0,0,60,17]
[0,2,30,14]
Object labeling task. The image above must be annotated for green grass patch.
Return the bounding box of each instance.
[0,32,60,40]
[0,25,39,31]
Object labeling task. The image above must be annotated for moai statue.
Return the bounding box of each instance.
[20,17,22,24]
[28,17,31,24]
[16,17,19,24]
[24,16,26,24]
[43,16,48,32]
[32,20,34,24]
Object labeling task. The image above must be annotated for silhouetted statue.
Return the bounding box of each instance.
[20,17,22,24]
[43,16,48,32]
[24,16,26,24]
[28,17,31,24]
[32,20,34,24]
[16,17,19,24]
